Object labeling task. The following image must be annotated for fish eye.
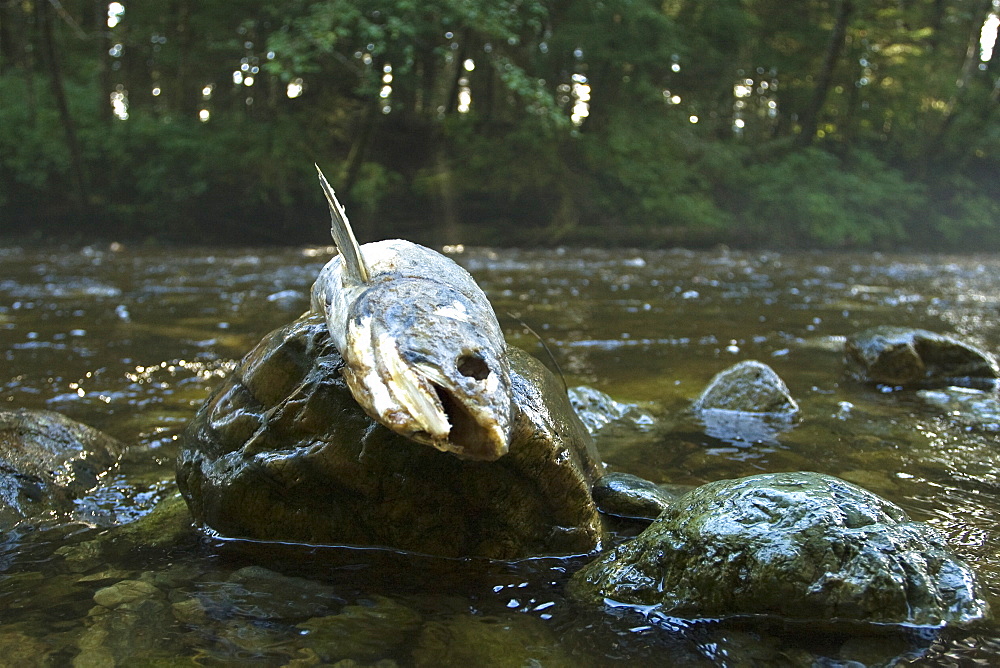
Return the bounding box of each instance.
[457,353,490,381]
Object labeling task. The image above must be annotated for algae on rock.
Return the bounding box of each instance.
[570,471,988,626]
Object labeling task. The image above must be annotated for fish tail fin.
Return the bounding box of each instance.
[315,164,371,284]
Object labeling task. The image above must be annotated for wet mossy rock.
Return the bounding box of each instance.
[591,472,674,520]
[692,361,799,445]
[692,360,799,415]
[177,313,604,559]
[569,472,988,626]
[0,408,125,528]
[845,326,1000,387]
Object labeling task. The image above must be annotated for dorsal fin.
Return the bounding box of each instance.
[315,164,371,284]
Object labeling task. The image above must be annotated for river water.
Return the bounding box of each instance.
[2,245,1000,665]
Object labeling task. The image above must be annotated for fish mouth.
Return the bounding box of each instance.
[353,332,509,461]
[427,383,508,461]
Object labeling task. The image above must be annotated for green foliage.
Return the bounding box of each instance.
[580,111,734,231]
[741,148,922,247]
[349,162,405,215]
[0,75,72,191]
[923,174,1000,247]
[0,0,997,248]
[438,115,576,230]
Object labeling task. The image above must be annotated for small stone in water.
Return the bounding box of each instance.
[93,580,163,609]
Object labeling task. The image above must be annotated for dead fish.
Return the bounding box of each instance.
[309,166,513,461]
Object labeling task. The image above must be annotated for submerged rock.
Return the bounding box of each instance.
[166,566,421,664]
[55,492,197,574]
[213,566,345,620]
[0,630,54,665]
[177,313,604,559]
[845,326,999,388]
[297,596,422,662]
[0,408,124,528]
[696,409,792,446]
[77,577,173,666]
[412,614,574,668]
[569,471,987,626]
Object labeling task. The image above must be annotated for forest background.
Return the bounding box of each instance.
[1,0,998,249]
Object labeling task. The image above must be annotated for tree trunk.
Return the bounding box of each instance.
[991,23,1000,102]
[432,142,460,246]
[445,31,470,115]
[480,56,496,122]
[38,0,88,211]
[937,0,993,123]
[921,0,995,165]
[94,0,111,125]
[0,3,16,73]
[797,0,853,146]
[341,93,381,239]
[418,47,437,120]
[171,0,194,117]
[344,97,379,188]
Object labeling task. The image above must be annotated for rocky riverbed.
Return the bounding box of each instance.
[3,245,1000,665]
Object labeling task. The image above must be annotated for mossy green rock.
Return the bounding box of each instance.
[177,313,604,559]
[569,471,988,625]
[845,326,999,387]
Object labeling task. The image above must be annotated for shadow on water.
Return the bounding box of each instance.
[3,245,1000,664]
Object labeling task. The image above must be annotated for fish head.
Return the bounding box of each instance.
[342,280,513,461]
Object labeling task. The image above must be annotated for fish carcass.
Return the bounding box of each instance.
[310,166,513,461]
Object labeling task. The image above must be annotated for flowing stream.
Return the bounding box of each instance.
[2,245,1000,665]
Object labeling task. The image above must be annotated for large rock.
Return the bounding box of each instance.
[569,471,987,626]
[0,408,125,528]
[177,313,604,559]
[845,326,999,387]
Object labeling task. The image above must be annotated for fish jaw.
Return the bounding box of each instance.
[342,314,512,461]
